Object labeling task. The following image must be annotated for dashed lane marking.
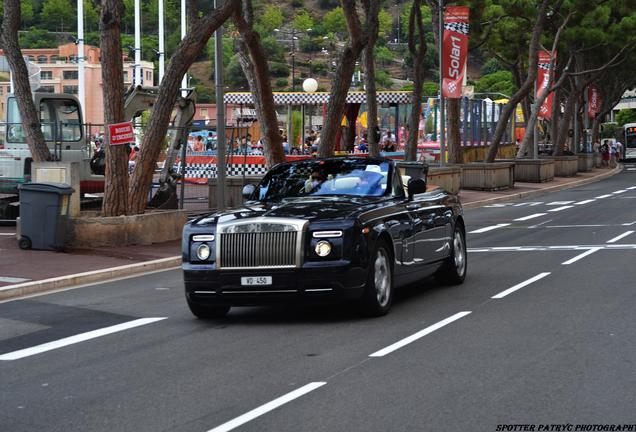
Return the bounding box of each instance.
[561,248,602,265]
[596,194,613,199]
[548,206,574,212]
[492,273,551,299]
[0,317,167,361]
[607,231,635,244]
[574,199,596,205]
[514,213,548,221]
[547,201,575,205]
[468,224,511,234]
[207,382,327,432]
[369,312,472,358]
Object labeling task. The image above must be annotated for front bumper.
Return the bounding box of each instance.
[183,261,367,306]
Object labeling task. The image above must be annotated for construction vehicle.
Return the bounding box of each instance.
[0,86,196,221]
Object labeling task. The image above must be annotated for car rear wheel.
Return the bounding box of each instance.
[360,244,394,316]
[186,298,230,319]
[435,224,467,285]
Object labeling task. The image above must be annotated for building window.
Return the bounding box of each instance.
[37,55,48,64]
[50,55,59,63]
[123,71,129,81]
[38,86,55,93]
[0,86,3,95]
[41,71,53,80]
[201,108,208,118]
[63,70,79,80]
[62,85,78,95]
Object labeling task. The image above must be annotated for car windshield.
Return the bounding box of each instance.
[252,159,391,201]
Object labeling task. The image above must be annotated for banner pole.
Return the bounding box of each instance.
[439,0,445,166]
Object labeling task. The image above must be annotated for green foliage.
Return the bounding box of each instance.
[601,122,619,138]
[258,4,285,33]
[269,62,291,78]
[375,70,393,89]
[480,58,504,76]
[311,61,328,76]
[474,71,516,97]
[298,36,321,53]
[423,81,439,96]
[322,7,346,35]
[260,36,285,62]
[292,110,303,146]
[616,109,636,127]
[275,77,289,89]
[40,0,75,32]
[375,46,394,65]
[293,10,315,32]
[195,84,214,103]
[378,9,393,37]
[19,28,58,48]
[226,55,249,90]
[425,115,434,134]
[400,3,433,44]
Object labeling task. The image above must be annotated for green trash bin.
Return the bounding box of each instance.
[17,182,74,251]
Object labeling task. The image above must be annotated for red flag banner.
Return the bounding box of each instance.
[537,50,555,119]
[442,6,470,99]
[588,85,601,118]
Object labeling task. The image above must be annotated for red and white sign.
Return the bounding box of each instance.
[588,84,601,118]
[108,121,135,146]
[442,6,470,99]
[537,50,556,120]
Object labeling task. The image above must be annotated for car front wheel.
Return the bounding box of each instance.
[186,298,230,319]
[360,244,394,316]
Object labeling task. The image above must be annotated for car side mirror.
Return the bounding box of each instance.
[407,178,427,201]
[242,184,256,200]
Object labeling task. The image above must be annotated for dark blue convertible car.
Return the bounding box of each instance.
[182,157,466,318]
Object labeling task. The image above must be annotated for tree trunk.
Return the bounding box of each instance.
[0,0,51,162]
[550,87,561,149]
[446,98,463,163]
[318,1,366,157]
[555,86,579,155]
[100,0,129,216]
[406,0,427,162]
[127,0,236,214]
[362,0,380,157]
[485,0,551,162]
[233,1,284,167]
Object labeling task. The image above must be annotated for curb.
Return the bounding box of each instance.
[0,165,622,302]
[0,256,181,302]
[461,166,622,210]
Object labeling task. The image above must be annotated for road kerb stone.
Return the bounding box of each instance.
[0,256,181,301]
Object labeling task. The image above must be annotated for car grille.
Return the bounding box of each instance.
[218,231,299,268]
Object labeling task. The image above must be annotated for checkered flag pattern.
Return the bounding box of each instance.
[224,91,412,106]
[183,162,268,179]
[444,22,470,35]
[538,62,551,71]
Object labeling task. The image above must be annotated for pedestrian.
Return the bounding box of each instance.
[205,132,215,151]
[615,140,623,162]
[600,140,610,168]
[194,135,204,152]
[609,140,618,168]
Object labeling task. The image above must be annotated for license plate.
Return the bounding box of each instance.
[241,276,272,286]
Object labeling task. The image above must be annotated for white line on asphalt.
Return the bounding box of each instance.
[575,199,596,205]
[468,223,511,234]
[514,213,548,221]
[596,194,613,199]
[628,186,636,190]
[528,219,552,229]
[623,221,636,226]
[613,190,628,194]
[548,206,574,212]
[562,248,602,265]
[492,272,551,299]
[207,382,327,432]
[547,201,575,205]
[547,224,606,228]
[607,231,635,244]
[0,276,30,283]
[369,312,472,358]
[628,168,636,171]
[0,317,167,361]
[514,202,543,207]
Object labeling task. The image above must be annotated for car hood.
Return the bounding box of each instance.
[192,197,382,226]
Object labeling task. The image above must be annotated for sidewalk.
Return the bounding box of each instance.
[0,166,621,301]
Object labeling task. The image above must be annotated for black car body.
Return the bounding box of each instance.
[182,157,466,317]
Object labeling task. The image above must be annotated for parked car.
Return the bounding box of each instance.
[181,157,466,318]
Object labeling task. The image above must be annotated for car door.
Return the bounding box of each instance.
[409,191,450,265]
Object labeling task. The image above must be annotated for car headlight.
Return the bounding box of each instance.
[196,244,211,261]
[315,240,332,257]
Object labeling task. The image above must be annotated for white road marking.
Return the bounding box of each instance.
[575,199,596,205]
[628,168,636,171]
[469,244,636,253]
[514,213,548,221]
[547,201,575,205]
[0,233,15,236]
[612,190,628,194]
[0,277,30,283]
[547,224,606,228]
[623,221,636,226]
[0,317,167,361]
[528,219,553,229]
[468,223,511,234]
[607,231,635,244]
[548,206,574,212]
[492,273,551,299]
[207,382,327,432]
[562,248,602,265]
[596,194,613,199]
[484,203,509,208]
[514,202,543,207]
[369,312,472,358]
[628,186,636,190]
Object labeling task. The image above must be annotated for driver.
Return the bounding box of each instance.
[304,169,326,193]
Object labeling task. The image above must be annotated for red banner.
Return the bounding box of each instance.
[536,50,555,120]
[442,6,470,99]
[588,85,601,118]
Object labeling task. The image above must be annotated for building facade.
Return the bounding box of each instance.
[0,43,154,126]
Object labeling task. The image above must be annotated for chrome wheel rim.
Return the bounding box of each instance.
[374,250,391,307]
[453,231,466,276]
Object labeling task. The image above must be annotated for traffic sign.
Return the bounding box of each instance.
[108,122,135,146]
